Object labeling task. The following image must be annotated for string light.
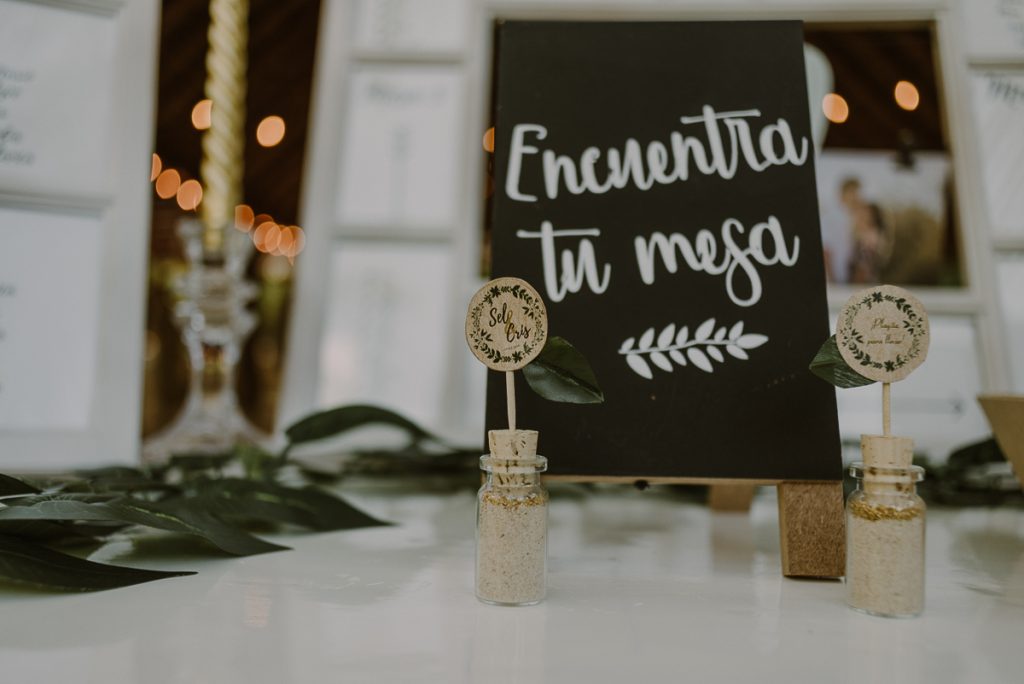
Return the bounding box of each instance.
[234,204,255,232]
[288,226,306,257]
[146,162,307,258]
[176,180,203,211]
[155,169,181,199]
[894,81,920,111]
[822,93,849,124]
[275,225,295,256]
[256,116,286,147]
[192,99,212,130]
[253,220,281,252]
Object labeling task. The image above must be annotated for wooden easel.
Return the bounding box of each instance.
[544,475,844,578]
[708,482,844,577]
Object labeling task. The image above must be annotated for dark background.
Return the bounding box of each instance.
[485,21,841,481]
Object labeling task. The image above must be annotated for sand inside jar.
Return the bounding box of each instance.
[847,499,925,617]
[476,490,547,605]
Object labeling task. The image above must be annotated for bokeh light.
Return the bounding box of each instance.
[894,80,920,111]
[256,116,286,147]
[192,99,212,130]
[822,93,849,124]
[176,179,203,211]
[155,169,181,199]
[150,153,162,182]
[253,220,281,252]
[234,204,255,232]
[482,127,495,153]
[275,225,295,256]
[289,226,306,257]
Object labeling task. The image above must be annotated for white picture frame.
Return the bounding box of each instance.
[352,0,468,58]
[971,71,1024,237]
[313,241,455,429]
[0,0,117,204]
[961,0,1024,63]
[335,65,465,236]
[996,255,1024,391]
[0,0,159,471]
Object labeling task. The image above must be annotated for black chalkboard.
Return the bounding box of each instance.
[485,21,841,482]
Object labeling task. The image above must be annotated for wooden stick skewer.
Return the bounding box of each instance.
[882,382,891,437]
[501,371,517,487]
[506,370,516,433]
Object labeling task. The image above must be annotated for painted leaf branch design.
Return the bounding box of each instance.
[618,319,768,379]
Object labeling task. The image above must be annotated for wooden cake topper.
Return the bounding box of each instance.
[466,277,548,431]
[836,284,930,440]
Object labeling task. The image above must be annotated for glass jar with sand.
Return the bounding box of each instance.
[846,435,926,617]
[476,429,548,606]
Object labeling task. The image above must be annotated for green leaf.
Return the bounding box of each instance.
[0,520,114,545]
[522,336,604,404]
[809,335,876,389]
[189,479,389,531]
[60,472,179,496]
[6,492,119,505]
[0,498,287,556]
[284,404,435,446]
[0,487,128,544]
[0,535,194,592]
[234,443,277,480]
[0,473,39,497]
[168,451,236,472]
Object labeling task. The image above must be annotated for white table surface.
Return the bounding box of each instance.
[1,485,1022,683]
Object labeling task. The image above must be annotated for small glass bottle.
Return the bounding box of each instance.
[476,429,549,606]
[846,458,926,618]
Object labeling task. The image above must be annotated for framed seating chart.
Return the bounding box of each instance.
[962,0,1024,63]
[971,72,1024,238]
[335,66,464,235]
[0,0,159,470]
[352,0,467,57]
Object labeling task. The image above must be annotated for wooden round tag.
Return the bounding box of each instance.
[836,284,929,383]
[465,277,548,371]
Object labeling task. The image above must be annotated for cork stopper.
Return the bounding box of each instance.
[488,429,539,460]
[861,434,914,469]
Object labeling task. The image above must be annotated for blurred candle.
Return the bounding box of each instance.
[199,0,248,254]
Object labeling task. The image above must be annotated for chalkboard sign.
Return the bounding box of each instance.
[485,21,841,482]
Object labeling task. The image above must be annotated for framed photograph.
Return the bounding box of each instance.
[335,66,464,235]
[816,150,955,286]
[0,0,158,471]
[803,23,963,289]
